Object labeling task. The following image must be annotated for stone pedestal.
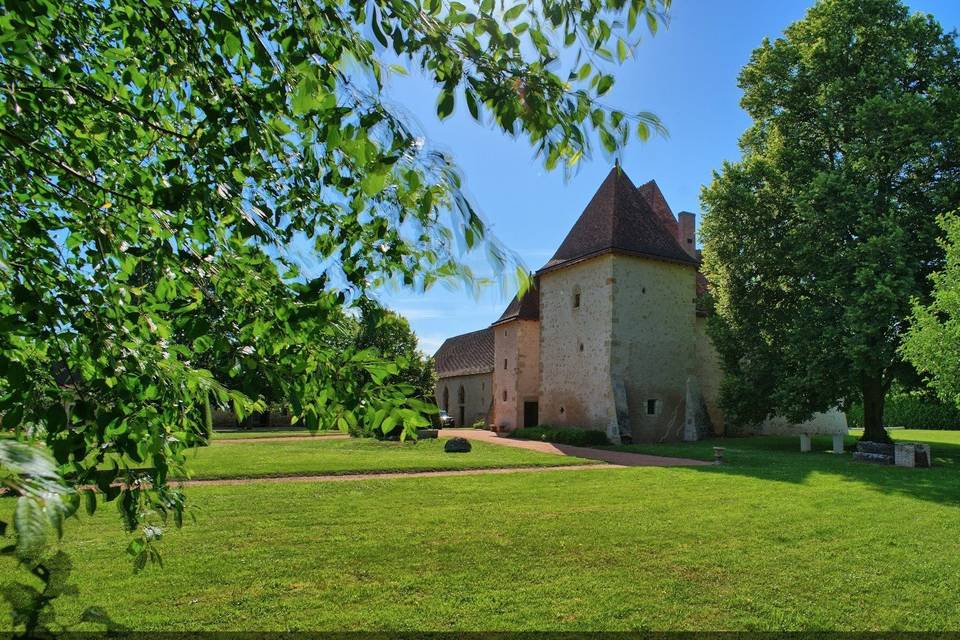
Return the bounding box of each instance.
[800,433,812,452]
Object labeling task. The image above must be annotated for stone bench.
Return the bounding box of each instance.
[800,433,845,454]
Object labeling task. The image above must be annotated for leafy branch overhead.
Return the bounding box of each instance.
[0,0,670,576]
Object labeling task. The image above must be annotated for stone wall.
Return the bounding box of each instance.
[610,255,697,442]
[492,318,541,430]
[538,256,617,433]
[435,372,492,427]
[694,315,725,435]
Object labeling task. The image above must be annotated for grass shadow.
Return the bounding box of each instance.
[607,432,960,507]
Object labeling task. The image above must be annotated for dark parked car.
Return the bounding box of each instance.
[437,410,455,428]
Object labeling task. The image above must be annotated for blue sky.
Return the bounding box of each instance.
[373,0,960,355]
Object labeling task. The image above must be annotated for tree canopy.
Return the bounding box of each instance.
[699,0,960,442]
[902,213,960,410]
[0,0,671,587]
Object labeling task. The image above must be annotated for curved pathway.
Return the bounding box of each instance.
[438,429,710,467]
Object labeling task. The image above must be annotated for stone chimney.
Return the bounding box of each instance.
[677,211,697,259]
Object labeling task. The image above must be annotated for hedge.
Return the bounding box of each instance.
[846,395,960,430]
[510,425,610,446]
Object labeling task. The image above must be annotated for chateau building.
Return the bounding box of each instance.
[432,167,844,442]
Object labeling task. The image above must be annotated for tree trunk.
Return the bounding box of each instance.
[860,376,892,443]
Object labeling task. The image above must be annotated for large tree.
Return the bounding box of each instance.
[699,0,960,443]
[902,213,960,410]
[0,0,671,606]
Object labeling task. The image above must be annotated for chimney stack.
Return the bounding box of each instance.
[677,211,697,259]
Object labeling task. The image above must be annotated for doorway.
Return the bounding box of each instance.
[459,406,465,426]
[523,401,539,427]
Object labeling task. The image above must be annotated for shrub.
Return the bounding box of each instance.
[847,394,960,430]
[510,425,610,446]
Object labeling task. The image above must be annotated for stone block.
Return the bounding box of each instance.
[852,451,894,464]
[416,428,438,440]
[914,443,932,468]
[853,441,895,464]
[894,443,915,468]
[800,434,811,452]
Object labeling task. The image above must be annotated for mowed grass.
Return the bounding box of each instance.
[611,428,960,467]
[2,431,960,632]
[211,430,322,440]
[177,436,596,480]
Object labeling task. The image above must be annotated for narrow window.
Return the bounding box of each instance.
[578,342,584,352]
[443,387,449,412]
[458,385,465,404]
[573,287,581,309]
[502,390,507,402]
[646,399,661,416]
[504,358,507,370]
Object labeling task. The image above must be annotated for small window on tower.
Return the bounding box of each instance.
[573,286,581,310]
[645,399,662,416]
[502,390,507,402]
[503,358,508,370]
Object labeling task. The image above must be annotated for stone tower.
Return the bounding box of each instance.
[535,167,703,443]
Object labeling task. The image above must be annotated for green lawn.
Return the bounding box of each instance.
[610,428,960,466]
[211,429,326,440]
[3,431,960,632]
[178,437,596,480]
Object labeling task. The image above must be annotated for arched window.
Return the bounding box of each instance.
[442,387,449,411]
[458,385,465,404]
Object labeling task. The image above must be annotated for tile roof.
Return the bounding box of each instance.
[492,282,540,325]
[433,327,494,377]
[637,179,680,237]
[538,166,698,274]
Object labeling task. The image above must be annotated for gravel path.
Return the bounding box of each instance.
[437,429,711,467]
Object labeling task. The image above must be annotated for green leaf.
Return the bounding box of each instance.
[437,90,455,119]
[14,497,46,561]
[503,3,525,22]
[597,75,614,96]
[465,89,480,120]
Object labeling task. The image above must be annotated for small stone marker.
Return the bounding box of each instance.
[417,428,439,440]
[444,437,472,453]
[800,434,812,452]
[894,443,916,468]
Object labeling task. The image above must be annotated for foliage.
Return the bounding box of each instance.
[352,299,436,403]
[510,425,610,446]
[699,0,960,442]
[0,0,670,586]
[902,213,960,411]
[846,394,960,430]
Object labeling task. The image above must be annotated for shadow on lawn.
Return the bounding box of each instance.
[613,434,960,507]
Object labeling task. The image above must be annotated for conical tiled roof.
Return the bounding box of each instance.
[538,167,697,273]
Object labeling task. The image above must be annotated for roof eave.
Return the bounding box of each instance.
[536,247,698,276]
